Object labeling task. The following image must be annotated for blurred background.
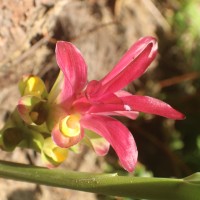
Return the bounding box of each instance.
[0,0,200,199]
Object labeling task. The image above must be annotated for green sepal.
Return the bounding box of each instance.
[0,125,44,153]
[18,129,44,152]
[48,71,64,104]
[0,127,24,151]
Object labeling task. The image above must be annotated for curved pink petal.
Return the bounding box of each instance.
[91,137,110,156]
[84,80,101,101]
[83,92,139,119]
[73,92,139,119]
[101,39,157,94]
[112,111,139,120]
[86,37,157,99]
[84,131,110,156]
[121,95,185,120]
[73,93,123,113]
[88,104,128,113]
[101,37,157,85]
[72,95,139,120]
[52,125,84,148]
[85,37,157,98]
[89,111,139,120]
[56,41,87,102]
[81,115,138,172]
[115,90,133,97]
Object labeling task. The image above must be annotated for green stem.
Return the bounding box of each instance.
[0,160,199,200]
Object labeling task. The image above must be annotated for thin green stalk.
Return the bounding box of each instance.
[0,160,199,200]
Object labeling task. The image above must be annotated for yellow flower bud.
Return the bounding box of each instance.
[18,75,47,98]
[42,137,68,164]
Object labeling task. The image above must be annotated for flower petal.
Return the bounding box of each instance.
[56,41,87,102]
[101,36,157,85]
[84,130,110,156]
[73,93,123,113]
[121,95,185,120]
[87,37,157,98]
[110,111,139,120]
[84,92,139,119]
[88,103,127,113]
[81,115,138,172]
[52,124,84,148]
[88,111,139,120]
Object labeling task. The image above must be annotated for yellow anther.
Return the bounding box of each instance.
[59,114,81,137]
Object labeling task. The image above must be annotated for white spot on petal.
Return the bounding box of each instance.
[124,104,132,111]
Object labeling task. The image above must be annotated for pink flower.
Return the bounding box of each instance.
[48,36,185,172]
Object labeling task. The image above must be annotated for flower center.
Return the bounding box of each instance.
[59,114,81,137]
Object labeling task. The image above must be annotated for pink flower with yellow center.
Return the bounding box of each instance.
[45,36,185,172]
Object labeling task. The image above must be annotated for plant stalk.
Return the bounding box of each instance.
[0,160,199,200]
